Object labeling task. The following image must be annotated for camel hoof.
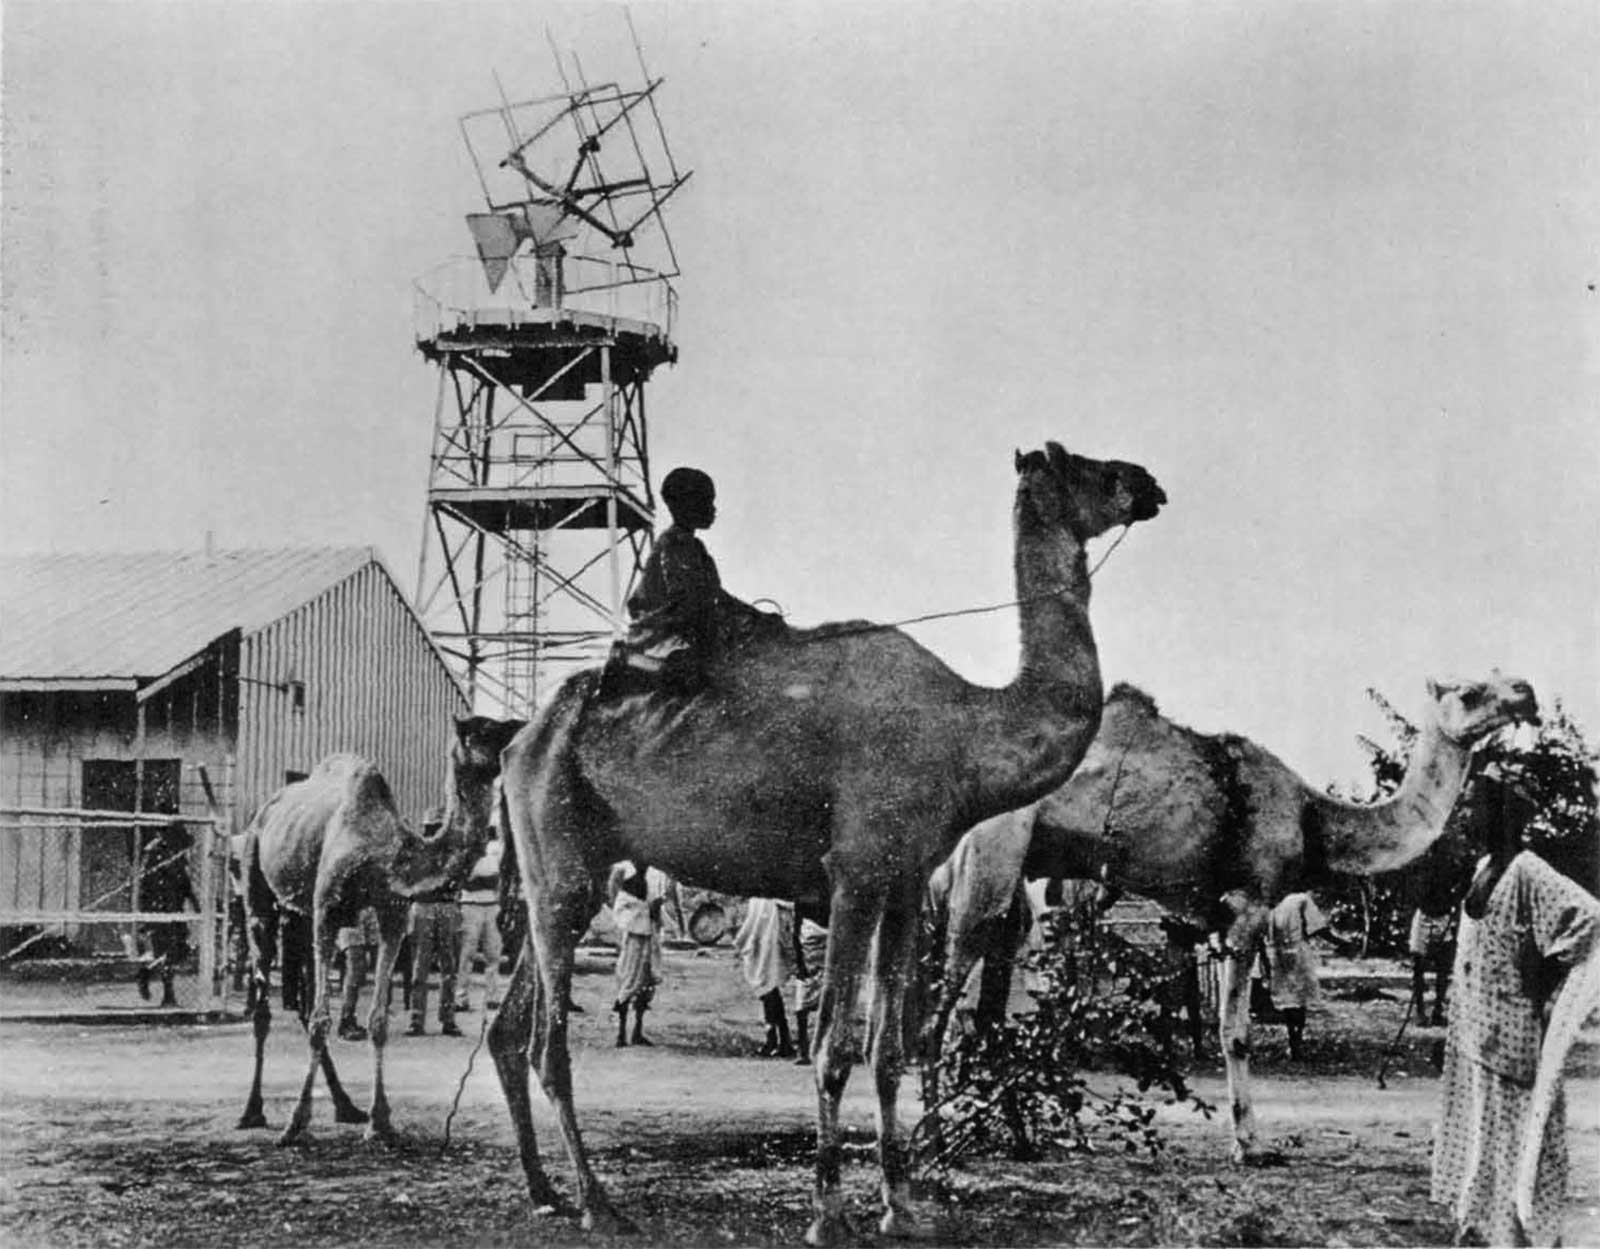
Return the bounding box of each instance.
[362,1122,397,1146]
[236,1110,268,1131]
[275,1127,307,1149]
[334,1105,371,1126]
[880,1210,923,1239]
[527,1189,574,1220]
[805,1213,852,1247]
[581,1205,637,1236]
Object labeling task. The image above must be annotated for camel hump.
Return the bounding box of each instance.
[308,752,380,784]
[796,619,878,641]
[1106,682,1161,717]
[254,754,395,838]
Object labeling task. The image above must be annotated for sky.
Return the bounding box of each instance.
[3,1,1597,788]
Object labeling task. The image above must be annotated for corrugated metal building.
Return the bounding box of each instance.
[0,546,467,953]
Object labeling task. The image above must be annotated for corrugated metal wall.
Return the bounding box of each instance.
[235,560,468,825]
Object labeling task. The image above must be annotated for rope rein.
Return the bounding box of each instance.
[440,1006,493,1155]
[779,525,1135,643]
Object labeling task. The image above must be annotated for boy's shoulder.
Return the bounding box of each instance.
[654,524,701,547]
[651,525,712,561]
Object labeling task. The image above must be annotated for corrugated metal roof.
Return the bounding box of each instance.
[0,546,379,683]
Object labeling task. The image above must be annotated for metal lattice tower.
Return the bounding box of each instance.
[412,33,689,717]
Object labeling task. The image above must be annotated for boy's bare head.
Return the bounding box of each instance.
[661,466,716,529]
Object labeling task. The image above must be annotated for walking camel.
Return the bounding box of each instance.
[924,675,1539,1162]
[236,714,524,1144]
[491,442,1166,1245]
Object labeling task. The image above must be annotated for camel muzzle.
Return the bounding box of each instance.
[1131,482,1167,523]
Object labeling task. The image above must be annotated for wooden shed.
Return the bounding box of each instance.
[0,546,468,974]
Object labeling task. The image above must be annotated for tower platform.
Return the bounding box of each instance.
[428,483,652,534]
[416,305,676,388]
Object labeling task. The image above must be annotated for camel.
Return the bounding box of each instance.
[236,715,524,1144]
[924,675,1540,1162]
[491,441,1166,1244]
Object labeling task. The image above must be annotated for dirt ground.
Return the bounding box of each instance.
[2,945,1597,1248]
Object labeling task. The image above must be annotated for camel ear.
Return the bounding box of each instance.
[1014,448,1025,473]
[1046,441,1069,479]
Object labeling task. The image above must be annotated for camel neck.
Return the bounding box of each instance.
[1014,537,1094,685]
[962,510,1104,826]
[392,765,493,897]
[1315,720,1473,876]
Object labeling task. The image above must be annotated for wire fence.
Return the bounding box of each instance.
[0,805,232,1014]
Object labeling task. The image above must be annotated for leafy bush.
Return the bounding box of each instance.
[911,906,1211,1176]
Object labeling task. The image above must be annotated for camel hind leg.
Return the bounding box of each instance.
[362,902,408,1143]
[1218,903,1267,1163]
[237,874,277,1130]
[806,880,882,1248]
[973,886,1029,1033]
[486,936,571,1215]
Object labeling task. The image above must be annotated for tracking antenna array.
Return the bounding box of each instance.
[458,16,691,305]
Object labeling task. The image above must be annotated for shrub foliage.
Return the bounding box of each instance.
[911,906,1211,1176]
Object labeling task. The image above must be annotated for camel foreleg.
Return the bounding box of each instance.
[486,937,570,1215]
[525,879,632,1234]
[362,904,408,1143]
[806,881,880,1248]
[237,901,277,1130]
[868,879,925,1240]
[1218,905,1267,1163]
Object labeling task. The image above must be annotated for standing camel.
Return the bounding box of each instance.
[925,675,1539,1162]
[236,715,524,1144]
[492,441,1166,1244]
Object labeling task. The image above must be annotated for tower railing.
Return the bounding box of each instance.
[413,256,677,344]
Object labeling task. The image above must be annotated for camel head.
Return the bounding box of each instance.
[1013,441,1166,541]
[1424,671,1540,746]
[440,714,526,844]
[394,715,525,897]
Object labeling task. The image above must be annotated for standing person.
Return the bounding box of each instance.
[792,913,829,1066]
[1408,904,1455,1027]
[455,831,504,1015]
[1254,891,1344,1061]
[405,811,463,1038]
[1431,775,1600,1248]
[609,861,662,1047]
[733,897,797,1058]
[1158,914,1210,1059]
[407,892,462,1037]
[335,907,380,1041]
[135,822,198,1007]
